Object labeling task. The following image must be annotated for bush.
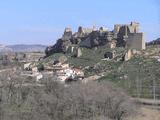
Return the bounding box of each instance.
[0,72,136,120]
[37,63,44,71]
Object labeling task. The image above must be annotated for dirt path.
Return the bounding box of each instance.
[127,107,160,120]
[133,98,160,106]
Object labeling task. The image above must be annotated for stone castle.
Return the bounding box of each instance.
[45,22,146,56]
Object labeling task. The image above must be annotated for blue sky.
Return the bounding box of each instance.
[0,0,159,45]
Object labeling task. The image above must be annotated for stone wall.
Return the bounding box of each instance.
[126,33,145,50]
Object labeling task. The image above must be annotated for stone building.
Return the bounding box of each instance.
[126,33,145,50]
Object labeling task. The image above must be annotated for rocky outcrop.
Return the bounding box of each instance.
[45,39,72,56]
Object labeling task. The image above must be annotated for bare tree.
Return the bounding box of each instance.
[0,71,137,120]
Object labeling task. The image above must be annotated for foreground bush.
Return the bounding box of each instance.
[0,74,136,120]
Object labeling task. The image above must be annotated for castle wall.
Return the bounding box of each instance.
[126,33,146,50]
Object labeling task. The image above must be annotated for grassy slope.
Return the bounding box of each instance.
[99,46,160,98]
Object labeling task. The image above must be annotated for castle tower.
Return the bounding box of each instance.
[62,27,72,40]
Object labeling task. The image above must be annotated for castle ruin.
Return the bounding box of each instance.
[45,22,146,56]
[114,22,145,49]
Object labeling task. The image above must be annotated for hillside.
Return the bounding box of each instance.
[39,45,160,99]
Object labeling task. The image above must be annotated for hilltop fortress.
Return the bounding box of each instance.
[45,22,146,56]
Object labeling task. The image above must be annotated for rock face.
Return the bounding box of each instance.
[45,39,72,55]
[45,22,146,56]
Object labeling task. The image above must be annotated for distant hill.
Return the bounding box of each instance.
[147,38,160,46]
[7,44,47,52]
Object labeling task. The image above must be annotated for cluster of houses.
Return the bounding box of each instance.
[23,59,84,83]
[52,61,84,83]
